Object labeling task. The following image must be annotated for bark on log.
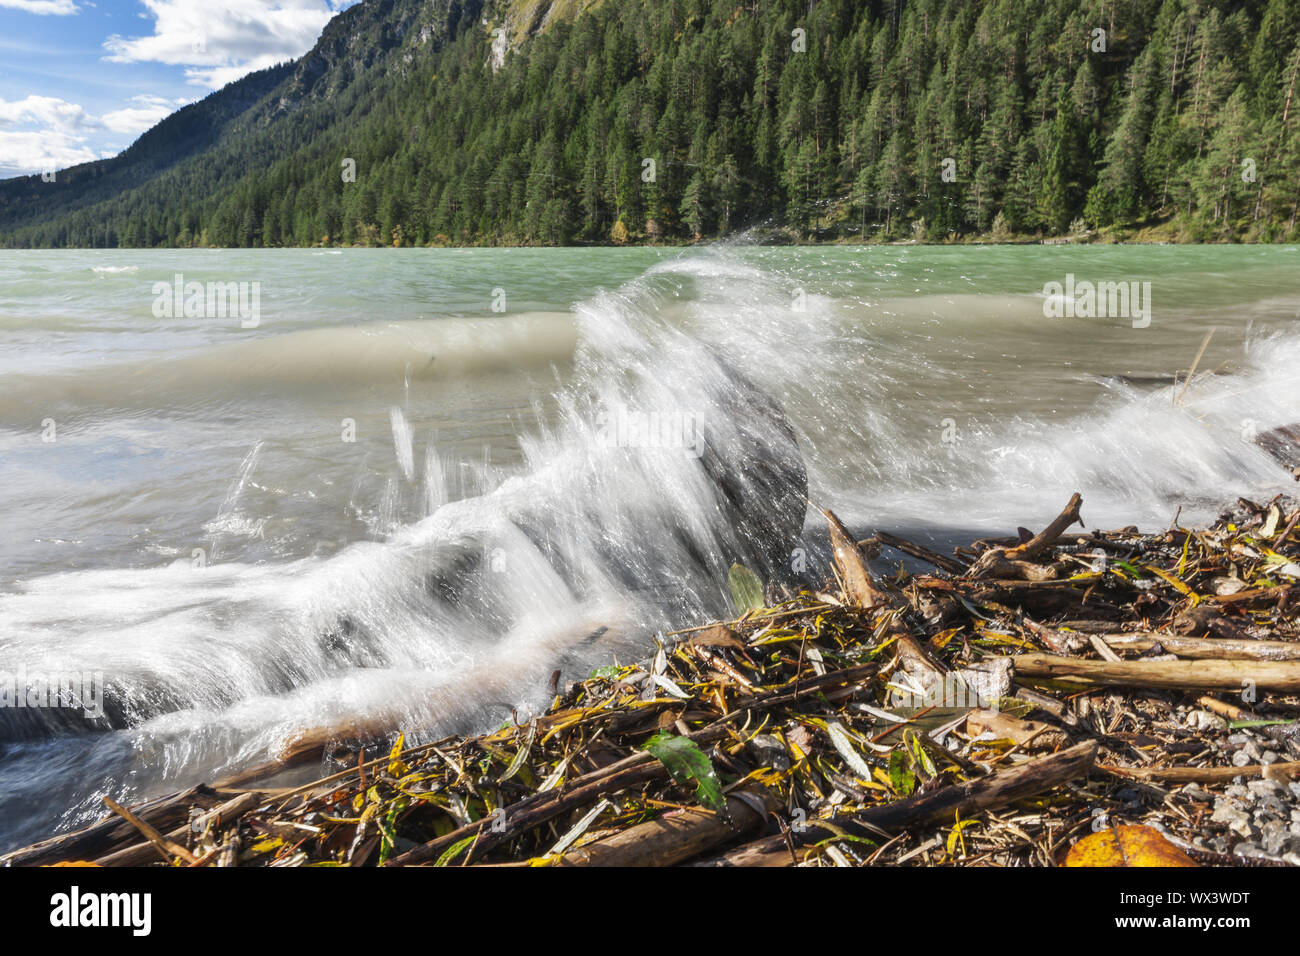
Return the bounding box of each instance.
[551,789,775,866]
[1098,633,1300,661]
[1010,653,1300,692]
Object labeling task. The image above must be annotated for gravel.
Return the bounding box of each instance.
[1199,726,1300,864]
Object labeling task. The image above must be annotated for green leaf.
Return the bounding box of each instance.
[434,833,479,867]
[641,732,726,814]
[377,802,404,866]
[906,730,936,777]
[498,722,536,783]
[589,664,621,680]
[728,563,764,614]
[888,749,915,797]
[1228,718,1295,730]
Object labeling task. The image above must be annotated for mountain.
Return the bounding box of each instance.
[2,0,1299,247]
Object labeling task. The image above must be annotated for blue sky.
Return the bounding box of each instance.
[0,0,358,177]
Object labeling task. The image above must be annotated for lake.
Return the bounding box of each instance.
[1,243,1297,851]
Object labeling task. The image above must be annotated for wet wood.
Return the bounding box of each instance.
[0,785,225,867]
[823,507,891,608]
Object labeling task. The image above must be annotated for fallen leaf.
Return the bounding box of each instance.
[1065,825,1198,867]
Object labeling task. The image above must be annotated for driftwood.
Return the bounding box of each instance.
[1096,633,1300,661]
[694,740,1099,866]
[213,717,397,789]
[823,508,891,608]
[94,792,264,867]
[549,788,776,866]
[1102,761,1300,784]
[969,493,1084,578]
[864,530,969,574]
[102,796,197,865]
[387,662,878,866]
[12,489,1298,868]
[0,785,229,867]
[1010,653,1300,692]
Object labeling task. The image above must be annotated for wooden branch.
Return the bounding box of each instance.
[823,507,891,608]
[93,791,265,867]
[1098,633,1300,661]
[547,788,775,866]
[969,493,1084,578]
[1006,492,1084,558]
[1010,653,1300,692]
[865,531,969,574]
[1101,760,1300,783]
[103,797,197,865]
[693,740,1099,866]
[0,785,225,867]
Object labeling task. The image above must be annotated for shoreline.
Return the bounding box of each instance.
[8,490,1300,868]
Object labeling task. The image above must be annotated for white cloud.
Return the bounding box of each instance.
[0,93,190,177]
[101,94,189,135]
[0,0,79,15]
[0,94,96,132]
[104,0,346,88]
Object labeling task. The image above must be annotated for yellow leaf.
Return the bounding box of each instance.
[1143,564,1200,604]
[388,733,409,777]
[1065,825,1198,867]
[946,813,979,859]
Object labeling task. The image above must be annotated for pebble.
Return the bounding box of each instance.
[1248,779,1285,797]
[1261,820,1289,856]
[746,734,791,772]
[1190,725,1300,863]
[1259,796,1288,816]
[1188,710,1228,732]
[1211,801,1256,839]
[1181,783,1211,803]
[1234,843,1275,860]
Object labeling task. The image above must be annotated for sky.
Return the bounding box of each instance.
[0,0,359,178]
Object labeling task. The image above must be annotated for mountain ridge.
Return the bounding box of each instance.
[2,0,1299,247]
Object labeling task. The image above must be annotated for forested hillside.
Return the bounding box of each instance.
[2,0,1299,247]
